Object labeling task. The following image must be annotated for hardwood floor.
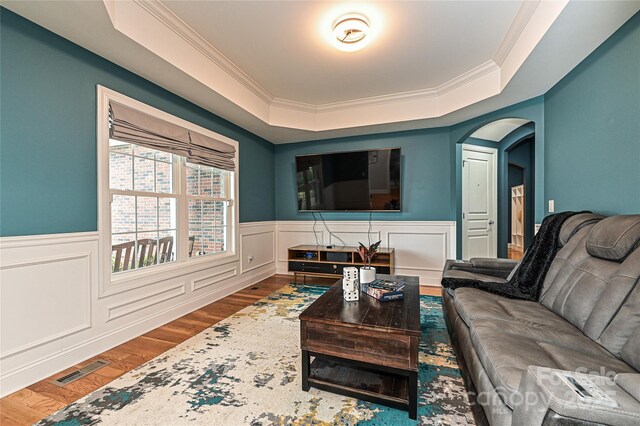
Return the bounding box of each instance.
[508,246,525,260]
[0,274,441,425]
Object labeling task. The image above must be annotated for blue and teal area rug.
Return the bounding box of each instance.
[39,284,473,425]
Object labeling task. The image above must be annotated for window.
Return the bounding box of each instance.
[187,163,231,257]
[99,86,238,286]
[109,141,178,273]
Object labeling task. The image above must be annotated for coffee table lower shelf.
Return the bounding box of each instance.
[303,352,416,418]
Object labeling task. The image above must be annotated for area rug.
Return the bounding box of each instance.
[39,284,474,425]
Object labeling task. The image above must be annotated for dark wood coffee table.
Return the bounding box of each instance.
[299,274,421,419]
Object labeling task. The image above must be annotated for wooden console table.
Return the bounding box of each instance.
[288,245,394,284]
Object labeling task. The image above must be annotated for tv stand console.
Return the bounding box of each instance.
[288,245,395,284]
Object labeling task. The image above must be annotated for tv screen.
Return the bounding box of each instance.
[296,148,401,212]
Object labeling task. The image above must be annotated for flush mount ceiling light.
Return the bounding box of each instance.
[332,14,370,52]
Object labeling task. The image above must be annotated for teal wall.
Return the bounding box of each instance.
[3,7,638,240]
[0,9,275,237]
[274,128,452,221]
[544,11,640,215]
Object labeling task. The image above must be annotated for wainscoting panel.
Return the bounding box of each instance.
[0,222,277,397]
[240,224,275,274]
[275,221,456,286]
[0,253,92,359]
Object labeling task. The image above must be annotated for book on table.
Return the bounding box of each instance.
[362,279,405,301]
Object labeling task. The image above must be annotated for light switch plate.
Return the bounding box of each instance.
[549,200,555,213]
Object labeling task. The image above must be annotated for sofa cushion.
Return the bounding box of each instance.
[586,215,640,261]
[453,288,574,331]
[469,319,636,409]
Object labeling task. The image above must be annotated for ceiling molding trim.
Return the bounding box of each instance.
[102,0,569,133]
[498,0,569,89]
[271,60,499,115]
[133,0,274,105]
[494,0,541,65]
[436,60,499,95]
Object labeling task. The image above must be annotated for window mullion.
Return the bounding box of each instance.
[177,156,188,262]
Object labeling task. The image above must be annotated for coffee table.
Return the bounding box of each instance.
[299,274,421,419]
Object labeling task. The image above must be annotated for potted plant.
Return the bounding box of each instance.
[358,240,381,284]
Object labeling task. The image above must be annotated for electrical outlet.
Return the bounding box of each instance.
[549,200,555,213]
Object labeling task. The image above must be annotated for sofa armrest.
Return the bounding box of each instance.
[511,367,640,426]
[442,257,519,280]
[468,257,520,270]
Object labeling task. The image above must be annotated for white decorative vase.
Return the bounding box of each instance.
[360,267,376,284]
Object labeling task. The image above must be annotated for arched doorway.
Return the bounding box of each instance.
[457,118,535,259]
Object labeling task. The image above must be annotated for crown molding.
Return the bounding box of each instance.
[132,0,274,105]
[494,0,541,66]
[102,0,565,132]
[271,60,499,115]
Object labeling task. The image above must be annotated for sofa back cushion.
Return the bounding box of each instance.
[539,224,596,308]
[558,213,604,247]
[596,249,640,360]
[539,216,640,359]
[586,215,640,261]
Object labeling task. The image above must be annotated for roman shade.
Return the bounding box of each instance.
[109,101,236,171]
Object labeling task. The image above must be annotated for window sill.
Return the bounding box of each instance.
[100,251,238,298]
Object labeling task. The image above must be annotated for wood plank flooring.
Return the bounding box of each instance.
[0,274,441,425]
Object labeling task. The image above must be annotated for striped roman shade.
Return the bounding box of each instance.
[109,101,236,171]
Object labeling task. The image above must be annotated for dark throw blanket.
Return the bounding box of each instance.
[442,211,585,301]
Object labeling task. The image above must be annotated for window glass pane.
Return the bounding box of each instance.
[112,233,136,273]
[190,231,204,257]
[137,232,158,268]
[212,170,227,198]
[158,198,176,230]
[201,200,226,228]
[133,145,157,159]
[134,157,155,192]
[156,160,173,193]
[186,164,199,196]
[136,196,157,231]
[188,234,197,257]
[109,152,132,190]
[109,139,132,155]
[159,230,176,264]
[189,199,202,229]
[186,163,227,197]
[199,167,213,196]
[155,151,172,163]
[111,195,135,233]
[199,228,216,255]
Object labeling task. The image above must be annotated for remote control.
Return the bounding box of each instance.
[556,372,618,408]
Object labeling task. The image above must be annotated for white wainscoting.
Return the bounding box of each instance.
[275,221,456,286]
[0,222,276,397]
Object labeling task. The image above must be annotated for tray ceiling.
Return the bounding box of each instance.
[3,1,639,143]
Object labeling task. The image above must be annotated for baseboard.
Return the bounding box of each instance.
[0,266,276,397]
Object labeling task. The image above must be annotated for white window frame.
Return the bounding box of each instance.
[97,85,239,297]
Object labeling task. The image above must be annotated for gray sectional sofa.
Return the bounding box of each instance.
[442,214,640,425]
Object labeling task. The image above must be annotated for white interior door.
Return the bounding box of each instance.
[462,144,497,259]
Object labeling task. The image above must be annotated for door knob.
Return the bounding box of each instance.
[488,220,495,225]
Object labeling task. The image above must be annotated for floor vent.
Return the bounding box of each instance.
[51,359,110,386]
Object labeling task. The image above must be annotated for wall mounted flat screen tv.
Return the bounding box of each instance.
[296,148,401,212]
